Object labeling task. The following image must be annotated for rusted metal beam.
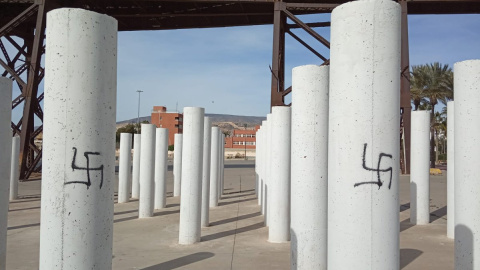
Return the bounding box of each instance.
[287,21,330,29]
[283,9,330,49]
[18,1,45,180]
[286,29,327,61]
[400,0,411,174]
[270,1,286,108]
[0,3,37,37]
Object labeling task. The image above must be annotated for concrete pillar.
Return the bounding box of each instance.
[265,114,272,226]
[217,132,223,201]
[291,65,329,269]
[173,133,183,197]
[454,59,480,269]
[179,107,204,245]
[9,136,20,201]
[154,128,168,209]
[261,120,267,215]
[256,128,262,205]
[139,124,156,218]
[118,133,132,203]
[0,77,12,270]
[410,111,431,225]
[132,134,141,199]
[39,9,117,269]
[328,1,401,269]
[268,106,291,243]
[201,117,212,227]
[220,134,225,197]
[447,101,454,239]
[209,127,220,207]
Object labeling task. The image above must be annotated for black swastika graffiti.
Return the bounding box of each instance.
[65,147,104,189]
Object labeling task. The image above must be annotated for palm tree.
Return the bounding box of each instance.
[410,62,453,168]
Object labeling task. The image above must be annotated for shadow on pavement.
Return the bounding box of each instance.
[201,222,264,242]
[430,206,447,222]
[400,248,423,269]
[218,198,256,207]
[210,212,261,227]
[8,223,40,230]
[140,252,214,270]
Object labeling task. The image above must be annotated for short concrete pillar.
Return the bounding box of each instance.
[265,114,272,226]
[268,106,291,243]
[179,107,204,245]
[454,59,480,269]
[132,134,141,199]
[139,124,156,218]
[201,117,212,227]
[0,77,12,270]
[154,128,168,209]
[328,1,401,269]
[173,133,183,197]
[410,110,431,225]
[118,133,132,203]
[260,120,267,215]
[447,101,454,239]
[10,136,20,201]
[209,127,220,207]
[39,9,117,269]
[291,65,329,269]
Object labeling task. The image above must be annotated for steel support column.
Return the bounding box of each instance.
[400,0,411,174]
[270,2,286,108]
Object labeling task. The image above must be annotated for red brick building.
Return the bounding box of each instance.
[225,125,259,149]
[151,106,183,146]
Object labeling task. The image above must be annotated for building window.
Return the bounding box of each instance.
[175,124,179,128]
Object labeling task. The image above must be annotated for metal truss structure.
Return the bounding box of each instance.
[1,0,479,179]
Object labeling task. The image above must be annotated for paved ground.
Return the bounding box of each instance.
[6,160,451,269]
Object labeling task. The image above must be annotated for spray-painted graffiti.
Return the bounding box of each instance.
[65,147,104,189]
[354,143,393,189]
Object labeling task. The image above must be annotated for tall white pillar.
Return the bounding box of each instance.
[410,111,431,225]
[154,128,168,209]
[139,124,156,218]
[173,133,183,197]
[328,1,401,269]
[256,128,262,205]
[291,65,329,269]
[201,117,212,227]
[217,132,222,201]
[39,9,117,269]
[118,133,132,203]
[447,101,454,239]
[179,107,204,245]
[265,114,272,226]
[132,134,141,199]
[220,134,225,197]
[261,120,267,215]
[10,136,20,201]
[454,59,480,269]
[268,106,291,243]
[0,77,12,270]
[209,127,220,207]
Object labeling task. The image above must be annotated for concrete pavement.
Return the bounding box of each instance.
[6,160,452,269]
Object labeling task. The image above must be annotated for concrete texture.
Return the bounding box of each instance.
[6,161,453,269]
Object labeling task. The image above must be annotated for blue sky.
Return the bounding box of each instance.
[6,13,480,123]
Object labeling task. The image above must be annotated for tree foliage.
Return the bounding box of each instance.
[410,62,453,168]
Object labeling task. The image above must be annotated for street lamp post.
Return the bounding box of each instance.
[136,90,143,133]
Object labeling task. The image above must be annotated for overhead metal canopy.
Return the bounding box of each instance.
[2,0,480,34]
[1,0,479,179]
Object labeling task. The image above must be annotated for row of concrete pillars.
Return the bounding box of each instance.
[252,1,480,270]
[0,1,480,269]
